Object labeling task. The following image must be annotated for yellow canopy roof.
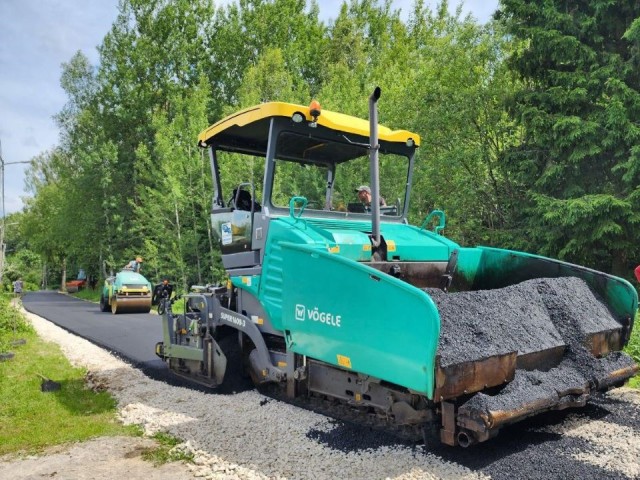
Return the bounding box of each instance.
[198,102,421,148]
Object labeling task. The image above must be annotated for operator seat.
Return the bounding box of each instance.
[230,188,261,212]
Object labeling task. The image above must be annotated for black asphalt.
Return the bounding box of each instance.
[22,290,168,377]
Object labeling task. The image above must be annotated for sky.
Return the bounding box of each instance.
[0,0,498,216]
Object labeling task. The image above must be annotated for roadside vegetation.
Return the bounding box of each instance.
[71,288,101,303]
[0,295,139,455]
[626,314,640,388]
[0,296,192,465]
[0,295,192,465]
[141,432,195,466]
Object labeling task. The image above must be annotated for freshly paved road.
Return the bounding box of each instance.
[22,290,169,378]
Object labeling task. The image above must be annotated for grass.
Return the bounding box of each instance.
[0,295,140,456]
[141,432,194,466]
[0,294,192,465]
[70,288,101,303]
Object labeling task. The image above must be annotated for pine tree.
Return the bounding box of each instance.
[498,0,640,274]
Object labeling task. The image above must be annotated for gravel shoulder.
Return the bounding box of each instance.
[5,303,640,480]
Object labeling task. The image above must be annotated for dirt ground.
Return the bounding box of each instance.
[0,436,197,480]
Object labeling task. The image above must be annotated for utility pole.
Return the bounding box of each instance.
[0,139,32,285]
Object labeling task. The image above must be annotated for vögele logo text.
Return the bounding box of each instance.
[294,304,341,327]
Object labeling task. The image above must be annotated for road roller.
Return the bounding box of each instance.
[100,270,152,314]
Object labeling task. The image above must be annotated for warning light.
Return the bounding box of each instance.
[309,100,321,122]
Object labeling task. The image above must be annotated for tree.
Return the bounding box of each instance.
[22,150,75,289]
[18,0,524,290]
[131,76,219,288]
[405,12,521,246]
[54,51,122,280]
[498,0,640,274]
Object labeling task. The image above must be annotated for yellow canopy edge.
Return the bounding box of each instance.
[197,102,421,147]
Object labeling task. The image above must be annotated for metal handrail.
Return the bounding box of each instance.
[419,210,446,234]
[289,196,308,220]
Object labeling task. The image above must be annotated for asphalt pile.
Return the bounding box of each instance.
[427,276,636,416]
[428,276,622,368]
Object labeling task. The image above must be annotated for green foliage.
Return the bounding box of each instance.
[11,0,531,289]
[19,0,611,292]
[0,295,34,339]
[129,75,217,288]
[3,248,41,286]
[625,313,640,365]
[498,0,640,275]
[237,48,302,106]
[71,288,102,303]
[625,313,640,389]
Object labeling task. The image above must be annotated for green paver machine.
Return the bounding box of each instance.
[155,89,638,446]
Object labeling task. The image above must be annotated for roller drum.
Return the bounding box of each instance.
[111,294,152,314]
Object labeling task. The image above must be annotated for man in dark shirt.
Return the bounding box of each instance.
[152,278,174,306]
[355,185,386,212]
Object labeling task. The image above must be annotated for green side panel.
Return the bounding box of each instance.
[456,246,638,321]
[277,242,440,397]
[378,224,458,261]
[230,275,261,297]
[258,219,330,331]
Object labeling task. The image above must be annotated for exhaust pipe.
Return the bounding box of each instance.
[457,430,477,448]
[369,87,381,250]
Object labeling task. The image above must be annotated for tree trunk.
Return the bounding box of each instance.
[61,257,67,293]
[174,199,187,292]
[611,250,628,278]
[41,262,47,290]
